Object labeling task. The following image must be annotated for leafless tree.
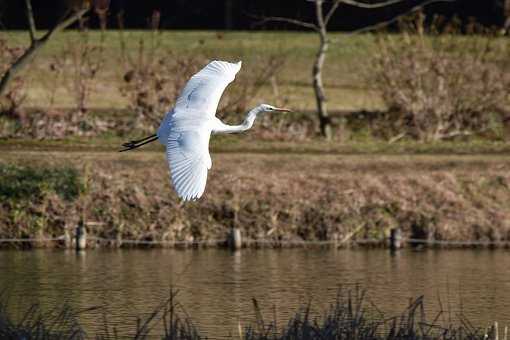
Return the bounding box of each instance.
[0,0,90,97]
[503,0,510,34]
[261,0,454,140]
[94,0,111,30]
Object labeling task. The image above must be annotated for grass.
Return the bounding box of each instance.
[0,289,501,339]
[2,134,510,155]
[1,30,385,112]
[0,163,82,201]
[0,149,509,247]
[2,30,508,144]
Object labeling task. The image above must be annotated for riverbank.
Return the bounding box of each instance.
[1,148,509,248]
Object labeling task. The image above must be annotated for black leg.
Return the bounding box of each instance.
[119,135,159,152]
[122,134,157,148]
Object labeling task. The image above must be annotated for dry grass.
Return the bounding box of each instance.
[0,289,498,339]
[1,150,509,246]
[373,14,510,141]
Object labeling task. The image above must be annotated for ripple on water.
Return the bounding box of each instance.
[0,248,509,339]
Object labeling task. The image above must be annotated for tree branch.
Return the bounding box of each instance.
[254,15,319,31]
[388,131,407,143]
[340,0,407,9]
[324,0,341,25]
[347,0,455,34]
[24,0,37,43]
[0,5,90,96]
[42,6,89,43]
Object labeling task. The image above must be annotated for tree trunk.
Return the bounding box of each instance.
[0,40,42,96]
[504,0,510,34]
[313,0,332,140]
[0,5,89,97]
[225,0,234,29]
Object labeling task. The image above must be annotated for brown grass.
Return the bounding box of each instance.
[1,150,509,247]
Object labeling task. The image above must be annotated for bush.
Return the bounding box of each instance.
[0,164,83,202]
[373,14,510,142]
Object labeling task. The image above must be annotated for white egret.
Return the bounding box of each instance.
[120,60,291,201]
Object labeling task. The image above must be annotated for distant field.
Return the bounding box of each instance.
[1,30,508,147]
[2,30,384,112]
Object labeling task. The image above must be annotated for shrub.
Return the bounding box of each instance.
[373,14,510,142]
[0,164,83,202]
[67,33,105,114]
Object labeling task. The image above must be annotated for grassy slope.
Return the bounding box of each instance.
[1,149,509,245]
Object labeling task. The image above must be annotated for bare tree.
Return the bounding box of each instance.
[261,0,454,140]
[94,0,111,30]
[0,0,90,97]
[504,0,510,34]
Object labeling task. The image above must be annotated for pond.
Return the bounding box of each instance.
[1,248,509,338]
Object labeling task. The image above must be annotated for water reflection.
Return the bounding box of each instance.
[0,248,509,338]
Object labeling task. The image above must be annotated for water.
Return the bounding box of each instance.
[1,248,509,338]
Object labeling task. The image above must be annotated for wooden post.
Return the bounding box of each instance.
[64,225,72,249]
[332,232,339,249]
[116,223,123,248]
[75,221,87,251]
[389,227,402,251]
[228,227,242,250]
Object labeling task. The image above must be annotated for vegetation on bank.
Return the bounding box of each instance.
[0,289,503,339]
[0,26,509,247]
[1,151,509,247]
[1,25,509,142]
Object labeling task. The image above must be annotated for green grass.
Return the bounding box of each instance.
[1,30,382,112]
[1,135,510,155]
[0,163,82,201]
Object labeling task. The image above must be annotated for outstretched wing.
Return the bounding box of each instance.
[173,60,242,119]
[166,130,212,201]
[164,60,240,200]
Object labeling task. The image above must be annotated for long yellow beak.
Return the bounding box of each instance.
[273,107,292,112]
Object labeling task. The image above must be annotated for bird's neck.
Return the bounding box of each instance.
[213,106,263,134]
[241,106,263,131]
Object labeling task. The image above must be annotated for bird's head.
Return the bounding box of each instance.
[259,104,292,113]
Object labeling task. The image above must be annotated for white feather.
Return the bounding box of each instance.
[156,60,242,201]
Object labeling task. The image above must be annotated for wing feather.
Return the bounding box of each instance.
[166,130,210,201]
[173,60,242,119]
[164,60,238,200]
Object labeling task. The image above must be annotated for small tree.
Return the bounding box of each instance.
[0,0,98,97]
[261,0,454,140]
[503,0,510,34]
[373,14,510,141]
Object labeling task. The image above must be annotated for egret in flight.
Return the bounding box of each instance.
[120,60,291,201]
